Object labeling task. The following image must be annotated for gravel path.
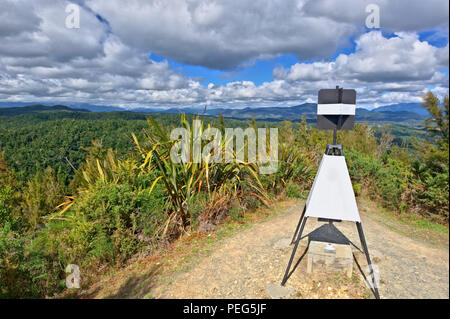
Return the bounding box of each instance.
[153,201,449,299]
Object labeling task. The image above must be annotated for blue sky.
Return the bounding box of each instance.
[161,54,299,86]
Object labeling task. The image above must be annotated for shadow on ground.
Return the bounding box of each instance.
[105,264,161,299]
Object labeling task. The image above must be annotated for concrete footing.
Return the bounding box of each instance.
[264,283,295,299]
[307,240,353,278]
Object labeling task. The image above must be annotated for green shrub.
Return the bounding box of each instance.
[14,180,167,297]
[63,182,166,265]
[0,185,14,226]
[229,206,243,221]
[418,169,449,219]
[186,193,209,229]
[373,158,411,211]
[352,183,362,197]
[346,150,382,187]
[0,222,29,298]
[286,182,304,199]
[20,167,64,230]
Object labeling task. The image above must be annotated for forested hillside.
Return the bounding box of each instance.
[0,110,250,183]
[0,92,448,298]
[0,106,429,183]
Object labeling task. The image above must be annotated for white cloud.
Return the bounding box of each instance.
[277,32,449,83]
[86,0,449,70]
[304,0,449,32]
[0,0,193,107]
[273,31,449,106]
[0,0,42,37]
[0,0,448,109]
[86,0,357,70]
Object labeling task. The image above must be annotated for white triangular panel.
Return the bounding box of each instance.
[305,154,361,222]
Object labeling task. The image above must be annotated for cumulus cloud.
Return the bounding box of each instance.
[274,31,449,106]
[86,0,449,70]
[275,32,449,83]
[0,0,42,37]
[304,0,449,32]
[0,0,448,109]
[0,0,196,107]
[86,0,357,70]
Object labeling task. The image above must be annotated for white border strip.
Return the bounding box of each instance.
[317,103,355,115]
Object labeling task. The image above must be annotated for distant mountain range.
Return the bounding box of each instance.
[201,103,427,123]
[0,102,428,123]
[371,103,429,117]
[204,103,427,123]
[0,104,90,116]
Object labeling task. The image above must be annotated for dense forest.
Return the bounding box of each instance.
[0,92,448,298]
[0,108,428,184]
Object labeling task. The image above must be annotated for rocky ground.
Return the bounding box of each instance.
[150,201,449,299]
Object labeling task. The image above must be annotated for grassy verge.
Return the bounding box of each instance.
[357,196,449,248]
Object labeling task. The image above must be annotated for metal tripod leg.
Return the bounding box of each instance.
[356,222,380,299]
[281,217,308,286]
[290,205,306,245]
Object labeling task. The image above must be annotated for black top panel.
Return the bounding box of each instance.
[318,88,356,104]
[317,114,354,130]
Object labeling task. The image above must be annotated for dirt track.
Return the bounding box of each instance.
[151,201,449,299]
